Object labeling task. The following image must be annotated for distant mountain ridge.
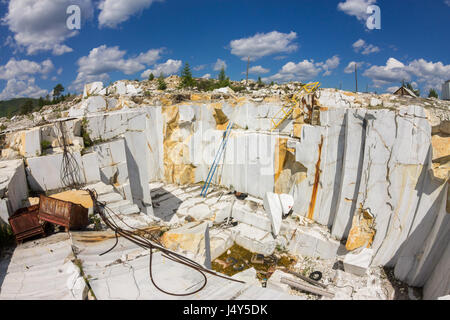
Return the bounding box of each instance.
[0,98,39,118]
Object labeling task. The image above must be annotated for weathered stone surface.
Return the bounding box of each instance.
[0,233,86,300]
[343,248,373,276]
[0,160,29,220]
[263,192,283,236]
[83,82,104,98]
[160,221,212,268]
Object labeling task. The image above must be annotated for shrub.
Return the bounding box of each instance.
[41,140,52,150]
[158,73,167,90]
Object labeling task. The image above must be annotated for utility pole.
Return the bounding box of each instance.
[339,81,342,90]
[246,56,250,86]
[355,63,358,93]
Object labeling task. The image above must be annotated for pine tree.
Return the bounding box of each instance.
[20,100,34,115]
[257,76,264,86]
[217,67,230,88]
[180,62,195,88]
[148,73,155,81]
[53,84,64,98]
[428,88,438,99]
[158,73,167,90]
[406,82,420,97]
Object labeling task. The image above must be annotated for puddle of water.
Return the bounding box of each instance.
[212,244,297,279]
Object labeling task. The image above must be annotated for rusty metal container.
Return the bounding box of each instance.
[38,195,88,231]
[8,205,46,243]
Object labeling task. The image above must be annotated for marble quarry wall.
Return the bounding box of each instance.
[0,86,448,298]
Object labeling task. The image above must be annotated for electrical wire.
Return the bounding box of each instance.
[86,188,245,296]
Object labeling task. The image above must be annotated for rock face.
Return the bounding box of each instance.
[0,81,448,299]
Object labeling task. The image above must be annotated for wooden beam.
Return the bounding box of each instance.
[281,277,335,298]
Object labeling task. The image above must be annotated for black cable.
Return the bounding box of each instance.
[86,188,244,297]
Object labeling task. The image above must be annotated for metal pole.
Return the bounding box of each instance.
[246,56,250,86]
[355,63,358,93]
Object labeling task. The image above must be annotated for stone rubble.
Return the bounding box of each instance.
[0,77,448,300]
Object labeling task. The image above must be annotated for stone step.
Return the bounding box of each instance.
[119,204,140,215]
[106,199,133,210]
[85,182,114,196]
[97,192,124,204]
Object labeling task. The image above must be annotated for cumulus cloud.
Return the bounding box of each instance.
[263,56,339,83]
[71,45,164,91]
[194,65,207,71]
[344,61,367,73]
[363,57,450,90]
[248,66,270,75]
[0,59,54,80]
[0,78,48,100]
[213,59,227,71]
[363,58,409,87]
[352,39,380,55]
[337,0,376,21]
[141,59,182,78]
[98,0,163,28]
[2,0,94,55]
[317,55,340,76]
[230,31,298,61]
[201,74,211,79]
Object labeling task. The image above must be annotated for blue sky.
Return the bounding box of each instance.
[0,0,449,100]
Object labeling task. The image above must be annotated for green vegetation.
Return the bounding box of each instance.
[0,223,14,253]
[80,117,93,148]
[158,73,167,90]
[428,88,439,99]
[148,73,155,81]
[257,76,264,86]
[180,62,195,88]
[0,124,6,131]
[217,66,230,88]
[52,84,65,99]
[41,140,52,150]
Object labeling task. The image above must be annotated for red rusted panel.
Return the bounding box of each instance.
[38,195,88,230]
[9,205,46,243]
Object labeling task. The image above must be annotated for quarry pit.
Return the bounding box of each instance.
[0,79,449,300]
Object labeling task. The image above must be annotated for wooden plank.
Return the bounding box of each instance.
[281,277,335,298]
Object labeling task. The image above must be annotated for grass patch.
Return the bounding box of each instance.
[0,223,15,254]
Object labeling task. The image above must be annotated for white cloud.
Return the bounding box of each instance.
[317,55,340,76]
[0,78,48,100]
[71,45,163,91]
[353,39,380,55]
[194,65,207,71]
[201,74,211,79]
[363,58,409,87]
[344,61,367,73]
[213,59,227,71]
[98,0,163,28]
[2,0,94,55]
[353,39,366,50]
[263,56,339,83]
[446,0,450,6]
[248,66,270,74]
[337,0,376,21]
[363,57,450,90]
[141,59,182,78]
[230,31,298,61]
[0,58,54,80]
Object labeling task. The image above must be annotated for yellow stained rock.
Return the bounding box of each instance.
[345,206,376,251]
[431,135,450,161]
[191,93,211,101]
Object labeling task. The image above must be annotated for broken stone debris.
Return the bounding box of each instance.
[0,78,448,300]
[343,248,374,277]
